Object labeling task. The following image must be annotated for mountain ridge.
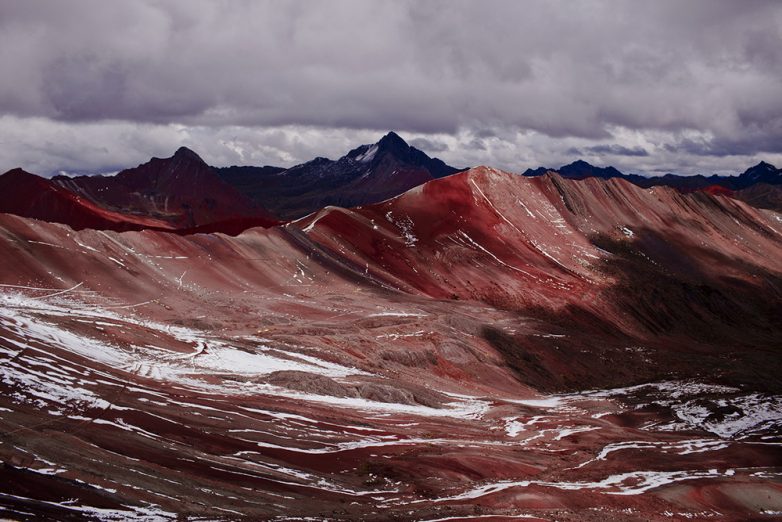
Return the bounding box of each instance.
[524,158,782,189]
[1,163,781,519]
[50,147,274,228]
[2,135,781,236]
[215,131,463,219]
[524,159,782,211]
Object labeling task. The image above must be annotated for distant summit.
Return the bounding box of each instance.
[559,160,624,180]
[377,130,408,152]
[345,131,459,179]
[523,159,782,211]
[737,161,781,188]
[0,147,277,233]
[172,146,205,163]
[524,160,623,180]
[217,131,462,219]
[47,147,271,229]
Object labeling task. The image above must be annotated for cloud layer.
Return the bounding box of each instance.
[1,0,781,175]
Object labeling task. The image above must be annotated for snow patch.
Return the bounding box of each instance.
[355,144,378,163]
[368,310,427,317]
[430,468,735,502]
[385,211,418,247]
[670,394,782,439]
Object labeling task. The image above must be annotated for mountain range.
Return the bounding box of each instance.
[524,159,782,211]
[1,161,781,519]
[0,132,460,233]
[217,131,461,220]
[3,132,780,237]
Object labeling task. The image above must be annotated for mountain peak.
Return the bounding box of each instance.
[565,159,593,168]
[557,160,623,180]
[736,160,781,188]
[741,160,779,176]
[173,146,205,164]
[377,131,409,153]
[2,167,33,178]
[0,168,52,186]
[753,161,776,171]
[345,132,410,163]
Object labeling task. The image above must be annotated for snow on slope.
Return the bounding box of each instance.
[1,168,782,519]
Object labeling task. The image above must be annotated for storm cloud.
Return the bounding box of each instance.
[568,145,650,158]
[1,0,781,175]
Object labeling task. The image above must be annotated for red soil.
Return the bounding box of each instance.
[0,168,781,520]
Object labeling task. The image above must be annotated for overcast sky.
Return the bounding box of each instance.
[1,0,781,176]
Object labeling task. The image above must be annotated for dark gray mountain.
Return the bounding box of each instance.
[524,160,782,191]
[217,132,462,219]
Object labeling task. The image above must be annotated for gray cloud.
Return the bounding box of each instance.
[467,139,488,151]
[0,0,781,175]
[408,138,449,153]
[568,144,650,157]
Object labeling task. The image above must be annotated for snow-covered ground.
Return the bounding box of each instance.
[2,290,781,520]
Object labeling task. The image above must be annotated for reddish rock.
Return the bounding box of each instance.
[0,168,780,520]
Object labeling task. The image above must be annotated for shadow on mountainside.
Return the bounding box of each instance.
[482,226,782,394]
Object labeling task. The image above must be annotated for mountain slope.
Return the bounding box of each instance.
[0,168,175,232]
[217,132,462,219]
[1,170,781,519]
[733,182,782,211]
[52,147,277,228]
[296,168,782,360]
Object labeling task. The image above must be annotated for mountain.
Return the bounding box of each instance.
[216,164,287,199]
[347,130,459,179]
[1,169,780,519]
[524,159,782,210]
[0,134,456,234]
[0,168,175,232]
[298,168,782,349]
[643,161,782,191]
[523,159,624,180]
[523,160,622,180]
[3,142,779,239]
[733,182,782,211]
[216,131,462,219]
[733,160,782,189]
[51,147,277,228]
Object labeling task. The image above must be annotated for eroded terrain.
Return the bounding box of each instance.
[1,169,782,520]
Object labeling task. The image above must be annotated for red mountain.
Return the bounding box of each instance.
[297,167,782,357]
[0,168,175,232]
[1,168,781,519]
[52,147,277,228]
